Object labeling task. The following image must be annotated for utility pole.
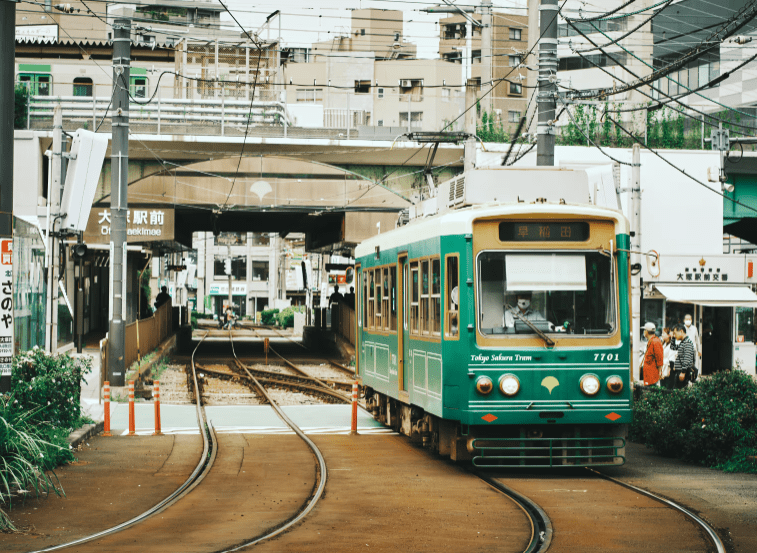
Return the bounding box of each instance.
[630,144,642,382]
[46,106,65,354]
[108,19,131,387]
[0,0,15,393]
[526,0,540,141]
[464,79,478,172]
[536,0,558,166]
[480,0,493,118]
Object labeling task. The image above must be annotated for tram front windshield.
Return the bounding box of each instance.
[477,252,616,336]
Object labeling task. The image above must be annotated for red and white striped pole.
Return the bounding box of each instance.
[103,381,112,437]
[153,380,162,436]
[128,380,136,436]
[350,382,359,435]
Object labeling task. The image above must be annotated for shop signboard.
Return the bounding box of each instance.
[0,239,13,392]
[83,207,175,244]
[208,283,247,296]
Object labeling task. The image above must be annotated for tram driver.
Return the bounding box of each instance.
[503,291,554,332]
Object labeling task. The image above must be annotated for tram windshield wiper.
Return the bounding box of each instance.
[505,304,556,348]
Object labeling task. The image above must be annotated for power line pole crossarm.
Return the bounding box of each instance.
[108,19,131,387]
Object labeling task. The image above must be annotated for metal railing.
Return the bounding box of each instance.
[26,94,294,137]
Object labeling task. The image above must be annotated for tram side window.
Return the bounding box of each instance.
[390,266,397,331]
[362,270,367,328]
[375,269,383,329]
[368,270,375,329]
[420,260,430,334]
[382,267,390,330]
[446,255,459,338]
[431,258,441,335]
[73,77,93,97]
[410,262,420,334]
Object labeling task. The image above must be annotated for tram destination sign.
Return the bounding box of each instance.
[499,222,590,242]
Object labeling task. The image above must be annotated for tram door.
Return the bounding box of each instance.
[398,255,409,392]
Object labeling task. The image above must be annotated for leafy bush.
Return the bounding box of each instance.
[261,308,279,326]
[631,370,757,470]
[191,311,214,320]
[276,306,304,329]
[14,85,29,129]
[11,348,92,431]
[0,396,72,531]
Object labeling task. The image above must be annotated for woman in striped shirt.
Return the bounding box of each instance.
[673,323,696,389]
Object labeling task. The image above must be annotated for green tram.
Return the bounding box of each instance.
[354,168,632,467]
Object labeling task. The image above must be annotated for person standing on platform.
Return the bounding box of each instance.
[660,327,676,389]
[329,284,343,306]
[684,314,701,379]
[642,322,663,386]
[673,323,696,389]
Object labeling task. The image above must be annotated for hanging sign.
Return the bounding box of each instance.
[0,239,14,391]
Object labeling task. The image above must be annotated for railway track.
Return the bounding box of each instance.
[28,333,218,553]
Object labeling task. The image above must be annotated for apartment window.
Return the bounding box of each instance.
[399,79,423,101]
[251,260,269,281]
[377,120,384,127]
[472,50,481,63]
[400,111,423,129]
[361,29,365,36]
[355,80,371,94]
[73,77,93,97]
[442,87,450,101]
[508,110,521,123]
[251,233,270,246]
[214,256,246,279]
[296,88,323,102]
[215,232,247,246]
[509,28,522,41]
[509,55,521,67]
[44,0,51,11]
[377,87,384,99]
[509,82,522,95]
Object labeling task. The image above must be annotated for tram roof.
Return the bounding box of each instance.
[355,202,628,257]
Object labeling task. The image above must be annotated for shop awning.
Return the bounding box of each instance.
[654,285,757,306]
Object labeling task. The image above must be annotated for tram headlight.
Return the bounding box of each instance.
[499,374,520,396]
[579,374,601,396]
[476,376,494,395]
[606,376,623,394]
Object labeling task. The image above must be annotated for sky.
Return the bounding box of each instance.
[223,0,529,59]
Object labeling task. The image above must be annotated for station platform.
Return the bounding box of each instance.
[107,403,392,436]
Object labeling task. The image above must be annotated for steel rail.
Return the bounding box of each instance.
[27,332,217,553]
[197,364,350,404]
[587,468,726,553]
[218,331,328,552]
[474,472,553,553]
[266,346,353,402]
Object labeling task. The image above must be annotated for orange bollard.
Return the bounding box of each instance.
[350,382,359,435]
[103,381,112,437]
[128,380,136,436]
[153,380,162,436]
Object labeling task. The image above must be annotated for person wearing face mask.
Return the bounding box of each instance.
[504,291,548,329]
[683,314,701,379]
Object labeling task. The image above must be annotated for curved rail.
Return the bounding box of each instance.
[28,333,217,552]
[474,472,553,553]
[587,468,726,553]
[218,331,328,551]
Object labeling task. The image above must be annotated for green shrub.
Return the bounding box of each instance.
[276,306,304,329]
[11,348,92,431]
[191,311,214,320]
[14,85,29,129]
[631,370,757,470]
[0,396,72,531]
[261,308,279,326]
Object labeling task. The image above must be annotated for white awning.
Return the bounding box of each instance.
[654,285,757,307]
[506,254,587,291]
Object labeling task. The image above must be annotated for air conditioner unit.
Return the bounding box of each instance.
[400,79,412,88]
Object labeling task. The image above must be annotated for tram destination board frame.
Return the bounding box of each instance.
[499,222,590,242]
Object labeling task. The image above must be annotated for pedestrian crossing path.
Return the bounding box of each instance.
[109,404,396,436]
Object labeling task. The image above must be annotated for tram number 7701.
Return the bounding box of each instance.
[594,353,620,361]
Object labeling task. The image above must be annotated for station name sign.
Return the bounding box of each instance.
[84,207,175,244]
[676,266,729,282]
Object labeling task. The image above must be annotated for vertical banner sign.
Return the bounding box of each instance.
[0,239,13,393]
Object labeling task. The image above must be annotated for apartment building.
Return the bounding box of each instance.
[438,12,530,127]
